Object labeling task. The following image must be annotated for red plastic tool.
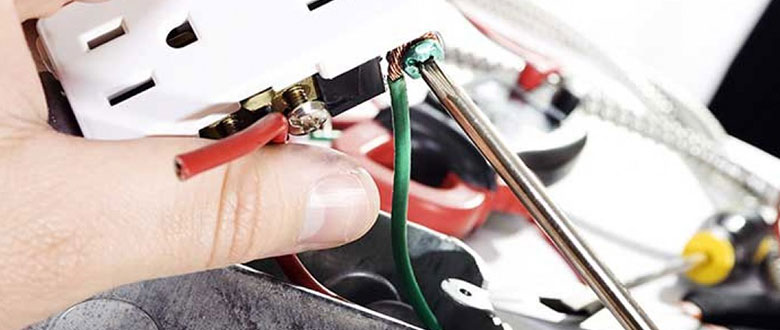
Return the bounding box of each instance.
[333,120,531,238]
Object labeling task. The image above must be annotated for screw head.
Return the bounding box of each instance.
[287,101,330,135]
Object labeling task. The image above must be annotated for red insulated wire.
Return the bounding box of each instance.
[173,113,341,300]
[174,116,339,303]
[465,15,553,62]
[775,200,780,242]
[464,15,559,91]
[175,112,289,180]
[275,254,345,301]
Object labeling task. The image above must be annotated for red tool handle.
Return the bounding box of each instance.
[334,121,516,238]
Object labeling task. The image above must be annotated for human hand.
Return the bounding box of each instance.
[1,1,380,329]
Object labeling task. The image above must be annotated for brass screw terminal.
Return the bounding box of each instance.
[283,86,309,109]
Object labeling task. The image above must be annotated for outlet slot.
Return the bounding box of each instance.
[307,0,335,11]
[108,77,156,106]
[86,19,126,50]
[166,20,198,48]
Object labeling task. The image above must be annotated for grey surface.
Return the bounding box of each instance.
[29,266,415,330]
[25,214,581,330]
[48,299,159,330]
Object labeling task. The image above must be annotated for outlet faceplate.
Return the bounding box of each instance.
[37,0,444,139]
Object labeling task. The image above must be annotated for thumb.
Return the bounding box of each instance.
[0,132,379,329]
[14,0,105,21]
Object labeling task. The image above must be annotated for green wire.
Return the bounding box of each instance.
[388,76,442,330]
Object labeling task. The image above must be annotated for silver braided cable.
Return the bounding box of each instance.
[579,93,779,205]
[445,44,779,206]
[444,46,520,75]
[444,0,779,206]
[448,0,728,141]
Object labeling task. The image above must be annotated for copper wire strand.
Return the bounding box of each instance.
[386,32,441,81]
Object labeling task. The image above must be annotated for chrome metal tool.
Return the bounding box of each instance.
[417,59,658,330]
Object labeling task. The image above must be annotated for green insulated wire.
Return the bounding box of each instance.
[388,76,442,330]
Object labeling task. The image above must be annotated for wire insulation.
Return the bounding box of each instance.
[388,76,441,330]
[275,254,344,300]
[175,112,288,180]
[174,114,340,301]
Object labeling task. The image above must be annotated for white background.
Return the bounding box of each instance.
[533,0,769,102]
[460,1,778,329]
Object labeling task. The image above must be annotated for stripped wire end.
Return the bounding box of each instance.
[175,112,289,181]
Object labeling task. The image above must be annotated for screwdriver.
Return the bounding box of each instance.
[541,210,773,316]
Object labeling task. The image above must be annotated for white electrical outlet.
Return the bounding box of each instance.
[37,0,445,139]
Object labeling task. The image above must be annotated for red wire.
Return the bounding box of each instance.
[173,113,342,300]
[275,254,344,301]
[775,200,780,242]
[175,112,289,180]
[464,15,552,67]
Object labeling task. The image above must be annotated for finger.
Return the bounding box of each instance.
[0,0,49,128]
[14,0,98,20]
[0,134,379,328]
[1,0,104,129]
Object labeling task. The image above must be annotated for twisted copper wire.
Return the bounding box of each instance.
[386,32,441,81]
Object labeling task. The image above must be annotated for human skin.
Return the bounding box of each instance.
[0,1,380,328]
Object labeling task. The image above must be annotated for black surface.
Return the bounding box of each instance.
[710,1,780,157]
[41,72,82,136]
[108,78,156,106]
[551,87,580,116]
[685,289,780,329]
[307,0,335,11]
[366,300,424,327]
[375,97,587,190]
[518,136,587,185]
[247,215,498,330]
[315,57,385,117]
[539,297,593,317]
[325,272,400,306]
[166,20,198,49]
[375,103,498,190]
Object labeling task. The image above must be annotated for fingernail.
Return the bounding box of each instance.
[299,172,373,246]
